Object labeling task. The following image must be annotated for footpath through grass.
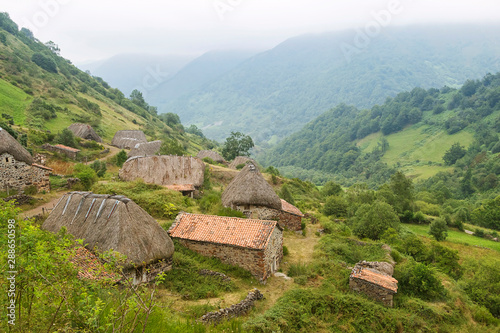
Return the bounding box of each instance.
[405,223,500,252]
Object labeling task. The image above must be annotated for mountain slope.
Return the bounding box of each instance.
[260,72,500,187]
[164,25,500,143]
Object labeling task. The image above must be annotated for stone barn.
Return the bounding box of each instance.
[42,144,80,159]
[119,155,205,189]
[0,127,52,192]
[229,156,258,170]
[197,150,226,164]
[111,130,147,149]
[67,123,102,142]
[221,163,282,220]
[169,212,283,281]
[42,192,175,284]
[349,261,398,307]
[128,140,162,158]
[278,199,304,231]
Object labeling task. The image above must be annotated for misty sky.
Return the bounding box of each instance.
[1,0,500,63]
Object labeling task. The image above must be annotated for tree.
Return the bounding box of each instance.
[389,171,414,213]
[129,89,148,109]
[323,195,348,217]
[45,41,60,55]
[351,200,400,240]
[159,138,185,156]
[56,128,77,148]
[115,150,128,167]
[221,131,254,160]
[428,218,448,241]
[443,142,466,165]
[279,184,295,205]
[31,53,57,73]
[74,164,97,190]
[321,180,343,197]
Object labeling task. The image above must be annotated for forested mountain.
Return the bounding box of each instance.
[163,25,500,143]
[261,72,500,196]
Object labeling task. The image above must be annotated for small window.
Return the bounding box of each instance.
[5,157,9,162]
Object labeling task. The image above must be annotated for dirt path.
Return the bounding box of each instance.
[85,143,122,164]
[21,191,67,218]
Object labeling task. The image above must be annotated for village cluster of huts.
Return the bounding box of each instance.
[4,123,396,300]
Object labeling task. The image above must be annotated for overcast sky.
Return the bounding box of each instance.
[1,0,500,64]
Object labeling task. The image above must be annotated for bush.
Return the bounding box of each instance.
[395,259,447,301]
[56,128,77,148]
[235,163,246,170]
[282,246,289,256]
[115,150,127,167]
[73,164,97,190]
[323,195,348,217]
[90,160,106,177]
[428,218,448,241]
[31,52,57,73]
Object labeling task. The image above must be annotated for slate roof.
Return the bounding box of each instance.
[70,247,120,282]
[280,199,304,217]
[54,144,81,153]
[168,212,280,250]
[350,267,398,293]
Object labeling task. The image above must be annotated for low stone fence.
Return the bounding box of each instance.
[199,269,231,282]
[3,194,35,206]
[200,289,264,325]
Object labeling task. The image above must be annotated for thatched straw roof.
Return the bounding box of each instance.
[0,127,33,165]
[128,140,162,158]
[68,123,102,142]
[221,163,281,210]
[119,155,205,187]
[42,192,174,268]
[111,130,147,149]
[229,156,257,170]
[197,150,226,163]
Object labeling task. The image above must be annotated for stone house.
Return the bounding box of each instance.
[349,261,398,307]
[67,123,102,142]
[0,127,52,192]
[111,130,147,149]
[42,143,80,159]
[43,192,175,284]
[168,212,283,281]
[221,163,282,220]
[278,199,304,231]
[119,155,205,190]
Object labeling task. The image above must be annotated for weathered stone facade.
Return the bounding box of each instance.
[278,211,302,231]
[349,262,398,307]
[42,143,80,159]
[236,204,280,221]
[200,289,264,324]
[0,153,51,192]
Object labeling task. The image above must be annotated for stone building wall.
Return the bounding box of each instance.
[178,239,269,280]
[349,278,395,307]
[263,227,283,280]
[235,205,280,221]
[278,211,302,231]
[0,153,51,192]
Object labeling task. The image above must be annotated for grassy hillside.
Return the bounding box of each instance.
[164,25,500,143]
[0,12,209,154]
[261,73,500,193]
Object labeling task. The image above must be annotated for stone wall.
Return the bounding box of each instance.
[278,211,302,231]
[236,205,280,220]
[200,289,264,325]
[263,227,284,280]
[179,239,266,280]
[349,277,395,307]
[0,153,50,192]
[42,144,79,159]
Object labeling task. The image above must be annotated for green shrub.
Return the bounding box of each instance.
[283,245,289,256]
[323,195,348,217]
[235,163,246,170]
[90,160,106,177]
[73,164,97,190]
[215,206,246,218]
[428,218,448,241]
[114,150,127,167]
[394,259,447,301]
[202,157,216,164]
[199,191,221,213]
[31,52,57,73]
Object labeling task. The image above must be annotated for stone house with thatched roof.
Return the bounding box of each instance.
[42,192,175,284]
[279,199,305,231]
[229,156,258,170]
[0,127,52,192]
[67,123,102,142]
[197,150,226,164]
[111,130,147,149]
[128,140,162,158]
[169,212,283,281]
[222,164,282,221]
[119,155,205,193]
[349,261,398,307]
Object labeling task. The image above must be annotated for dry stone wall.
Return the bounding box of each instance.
[0,153,50,192]
[200,289,264,325]
[278,211,302,231]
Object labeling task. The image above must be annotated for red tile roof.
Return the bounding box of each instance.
[168,213,279,250]
[32,163,53,171]
[54,144,81,153]
[350,267,398,293]
[280,199,304,217]
[70,247,120,282]
[166,184,196,192]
